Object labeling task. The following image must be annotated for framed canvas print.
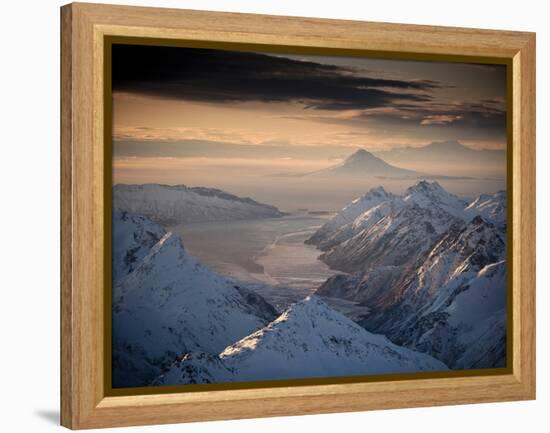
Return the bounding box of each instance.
[60,3,536,429]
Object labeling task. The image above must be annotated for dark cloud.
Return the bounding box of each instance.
[283,97,507,144]
[291,98,505,134]
[365,100,506,131]
[112,44,439,110]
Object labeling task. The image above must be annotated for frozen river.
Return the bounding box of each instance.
[168,213,336,287]
[169,213,372,318]
[168,213,343,309]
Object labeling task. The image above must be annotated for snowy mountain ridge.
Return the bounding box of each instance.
[113,183,286,225]
[154,296,447,386]
[464,190,506,225]
[402,180,468,219]
[307,181,505,273]
[112,210,166,283]
[306,185,395,248]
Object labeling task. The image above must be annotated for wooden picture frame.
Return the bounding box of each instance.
[60,2,536,429]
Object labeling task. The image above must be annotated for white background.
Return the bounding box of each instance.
[0,0,546,431]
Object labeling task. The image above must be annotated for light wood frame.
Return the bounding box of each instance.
[60,2,536,429]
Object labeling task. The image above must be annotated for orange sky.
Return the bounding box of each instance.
[112,45,507,190]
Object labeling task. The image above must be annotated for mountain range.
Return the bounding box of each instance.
[112,178,507,387]
[374,140,505,165]
[373,140,505,177]
[113,183,285,226]
[309,181,469,272]
[112,210,447,387]
[309,181,507,368]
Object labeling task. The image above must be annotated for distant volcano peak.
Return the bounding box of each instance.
[343,148,379,163]
[341,148,393,168]
[309,148,421,179]
[347,148,371,158]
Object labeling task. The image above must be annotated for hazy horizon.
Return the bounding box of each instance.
[112,44,507,211]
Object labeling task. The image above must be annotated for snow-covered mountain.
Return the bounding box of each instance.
[308,181,504,273]
[369,215,506,354]
[305,186,395,249]
[111,179,507,387]
[441,261,507,369]
[314,185,507,369]
[403,180,468,219]
[312,181,467,273]
[316,265,404,307]
[317,200,403,252]
[153,296,447,385]
[112,213,278,387]
[411,259,507,369]
[309,149,422,178]
[113,183,285,225]
[397,216,504,307]
[112,210,166,283]
[322,203,460,273]
[464,190,506,226]
[365,253,507,370]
